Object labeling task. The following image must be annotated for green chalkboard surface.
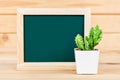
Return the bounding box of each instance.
[24,15,84,62]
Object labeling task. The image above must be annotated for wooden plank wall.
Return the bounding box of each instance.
[0,0,120,63]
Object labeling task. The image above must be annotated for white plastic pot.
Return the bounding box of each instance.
[74,48,100,74]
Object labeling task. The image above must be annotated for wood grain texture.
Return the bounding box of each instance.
[100,51,120,63]
[0,0,119,64]
[96,34,120,51]
[0,53,120,80]
[0,33,120,63]
[0,0,119,14]
[1,15,120,33]
[92,15,120,33]
[0,34,16,48]
[0,48,120,63]
[0,33,119,51]
[0,51,120,63]
[0,15,16,33]
[0,33,119,63]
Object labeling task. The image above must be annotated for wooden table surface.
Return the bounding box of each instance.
[0,53,120,80]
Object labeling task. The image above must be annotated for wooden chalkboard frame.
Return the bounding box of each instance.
[17,8,91,70]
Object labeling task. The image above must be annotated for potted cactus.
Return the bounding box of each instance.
[74,25,102,74]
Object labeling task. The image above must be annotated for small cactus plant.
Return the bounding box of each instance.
[75,25,102,50]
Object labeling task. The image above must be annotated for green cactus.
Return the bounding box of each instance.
[75,34,84,50]
[75,25,102,50]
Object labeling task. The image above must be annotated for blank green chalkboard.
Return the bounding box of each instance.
[24,15,84,62]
